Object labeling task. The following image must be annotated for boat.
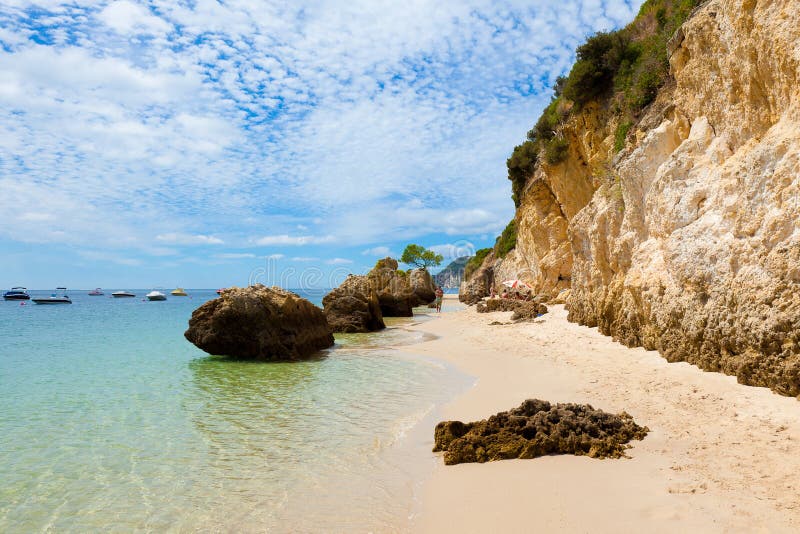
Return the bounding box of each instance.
[32,287,72,304]
[146,291,167,301]
[216,288,225,295]
[112,291,136,298]
[3,287,30,300]
[88,288,104,296]
[171,288,188,296]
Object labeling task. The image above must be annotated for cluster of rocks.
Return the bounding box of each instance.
[433,399,649,465]
[366,257,436,317]
[321,275,385,333]
[184,257,438,360]
[184,285,334,360]
[476,298,548,321]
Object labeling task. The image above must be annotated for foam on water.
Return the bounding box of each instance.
[0,290,472,532]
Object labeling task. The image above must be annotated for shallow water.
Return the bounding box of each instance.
[0,290,470,532]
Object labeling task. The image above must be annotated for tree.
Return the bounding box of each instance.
[400,244,443,270]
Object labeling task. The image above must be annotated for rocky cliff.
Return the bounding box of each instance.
[491,0,800,396]
[434,256,469,288]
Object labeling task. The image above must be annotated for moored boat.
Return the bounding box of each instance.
[216,288,225,295]
[3,287,30,300]
[112,291,136,298]
[32,287,72,304]
[171,288,188,296]
[88,288,104,296]
[146,291,167,301]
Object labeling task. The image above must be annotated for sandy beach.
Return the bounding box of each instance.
[403,295,800,533]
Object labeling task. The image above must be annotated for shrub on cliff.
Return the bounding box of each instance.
[505,0,703,203]
[507,141,538,207]
[562,31,631,107]
[494,219,517,259]
[544,137,569,164]
[464,248,492,280]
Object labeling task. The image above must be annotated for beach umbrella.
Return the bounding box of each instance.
[501,279,531,289]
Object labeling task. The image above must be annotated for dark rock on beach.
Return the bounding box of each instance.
[409,268,437,305]
[184,285,334,360]
[433,399,648,465]
[476,298,548,321]
[323,275,386,333]
[368,257,415,316]
[366,257,435,316]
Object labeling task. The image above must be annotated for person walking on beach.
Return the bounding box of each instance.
[434,286,444,313]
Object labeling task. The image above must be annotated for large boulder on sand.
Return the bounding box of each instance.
[409,268,436,305]
[367,257,416,316]
[323,275,386,333]
[184,285,334,360]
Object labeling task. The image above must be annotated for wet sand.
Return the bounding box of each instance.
[402,296,800,533]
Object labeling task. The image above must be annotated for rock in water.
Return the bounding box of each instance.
[433,399,648,465]
[323,275,386,333]
[184,285,334,360]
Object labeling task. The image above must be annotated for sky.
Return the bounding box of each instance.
[0,0,643,290]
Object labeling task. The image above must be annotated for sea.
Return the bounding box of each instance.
[0,289,471,532]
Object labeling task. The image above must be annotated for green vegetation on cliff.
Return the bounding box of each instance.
[507,0,702,206]
[464,248,492,280]
[494,219,517,259]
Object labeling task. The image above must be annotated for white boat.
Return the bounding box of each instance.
[146,291,167,301]
[112,291,136,298]
[32,287,72,304]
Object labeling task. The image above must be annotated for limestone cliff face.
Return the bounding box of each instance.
[510,0,800,396]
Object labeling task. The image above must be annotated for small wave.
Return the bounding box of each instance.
[386,403,435,448]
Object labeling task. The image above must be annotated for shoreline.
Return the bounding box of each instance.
[395,295,800,533]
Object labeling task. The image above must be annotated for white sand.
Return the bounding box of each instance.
[401,296,800,533]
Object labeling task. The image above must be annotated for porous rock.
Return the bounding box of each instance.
[433,399,648,465]
[476,298,548,321]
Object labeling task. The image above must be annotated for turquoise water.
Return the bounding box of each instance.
[0,290,469,532]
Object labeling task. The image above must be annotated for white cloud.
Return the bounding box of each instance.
[291,256,318,262]
[252,235,336,246]
[98,1,173,36]
[78,250,143,266]
[325,258,353,265]
[266,253,285,259]
[0,0,643,259]
[362,246,391,256]
[214,252,256,259]
[429,242,479,262]
[156,233,224,245]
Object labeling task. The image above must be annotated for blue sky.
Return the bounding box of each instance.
[0,0,642,289]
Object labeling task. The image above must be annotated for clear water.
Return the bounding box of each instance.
[0,290,469,532]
